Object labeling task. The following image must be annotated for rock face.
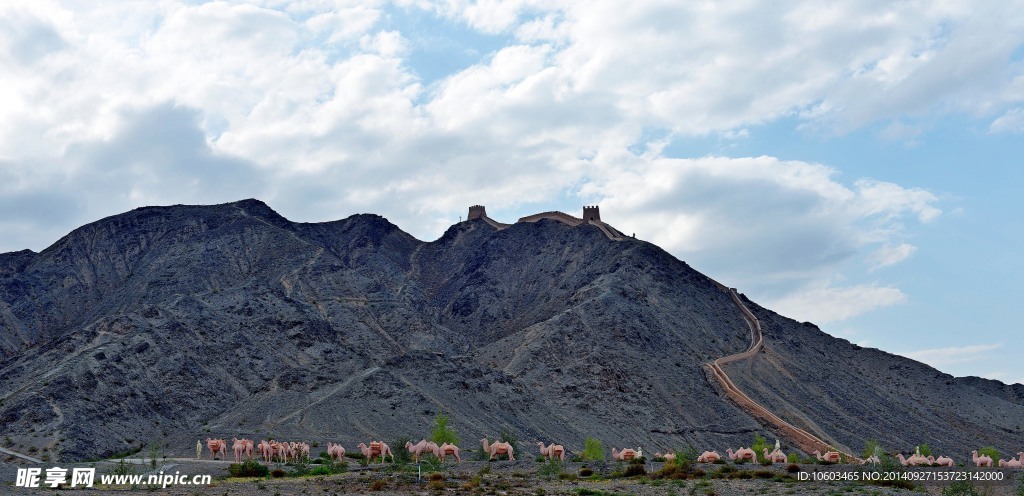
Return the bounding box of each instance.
[0,199,1021,461]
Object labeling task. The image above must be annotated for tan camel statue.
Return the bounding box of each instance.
[358,441,395,464]
[242,439,254,459]
[933,455,954,467]
[232,438,245,463]
[434,442,461,463]
[971,450,993,467]
[258,440,272,463]
[697,451,721,463]
[538,442,566,461]
[654,451,676,461]
[813,450,841,463]
[998,457,1022,468]
[727,447,756,461]
[481,438,515,461]
[207,438,227,460]
[406,439,432,462]
[762,448,786,463]
[326,442,346,461]
[611,448,637,461]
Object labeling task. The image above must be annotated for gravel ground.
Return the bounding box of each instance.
[2,460,1021,496]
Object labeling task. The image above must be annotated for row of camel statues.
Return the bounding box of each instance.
[206,437,1022,468]
[204,437,562,464]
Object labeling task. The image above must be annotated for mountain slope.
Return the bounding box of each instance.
[0,200,1021,461]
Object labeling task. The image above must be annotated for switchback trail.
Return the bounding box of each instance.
[704,286,860,462]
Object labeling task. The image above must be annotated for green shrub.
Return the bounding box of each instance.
[861,439,881,459]
[581,438,604,461]
[786,452,799,463]
[228,460,269,477]
[271,468,286,478]
[919,444,932,458]
[579,467,594,477]
[370,479,387,491]
[623,464,646,477]
[308,466,331,476]
[942,480,982,496]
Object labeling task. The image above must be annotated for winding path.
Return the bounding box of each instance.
[704,287,860,462]
[0,446,43,463]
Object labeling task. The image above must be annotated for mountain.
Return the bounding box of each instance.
[0,199,1021,462]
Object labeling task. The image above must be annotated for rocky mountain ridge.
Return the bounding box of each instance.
[0,199,1021,461]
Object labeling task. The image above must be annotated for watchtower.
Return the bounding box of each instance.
[582,205,601,223]
[468,205,487,221]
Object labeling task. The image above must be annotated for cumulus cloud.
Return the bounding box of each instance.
[1,0,1019,328]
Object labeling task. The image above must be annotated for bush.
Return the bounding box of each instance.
[228,460,269,478]
[978,446,1001,462]
[623,464,646,477]
[428,480,445,491]
[579,467,594,477]
[942,480,982,496]
[919,444,932,458]
[538,458,561,480]
[429,471,444,481]
[786,463,800,473]
[786,452,799,463]
[370,479,386,491]
[308,466,331,476]
[271,468,286,478]
[581,438,604,461]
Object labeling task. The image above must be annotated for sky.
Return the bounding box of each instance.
[0,1,1021,384]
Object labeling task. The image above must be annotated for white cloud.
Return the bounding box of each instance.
[900,343,1004,367]
[990,107,1024,133]
[867,243,917,270]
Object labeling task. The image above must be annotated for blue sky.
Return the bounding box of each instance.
[0,1,1021,383]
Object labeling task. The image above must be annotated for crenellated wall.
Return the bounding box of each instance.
[466,204,626,240]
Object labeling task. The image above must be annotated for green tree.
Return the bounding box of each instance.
[861,439,881,459]
[750,433,769,462]
[431,413,459,446]
[581,437,604,461]
[978,446,1001,463]
[499,428,519,459]
[919,443,932,458]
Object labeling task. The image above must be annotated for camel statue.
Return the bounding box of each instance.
[697,451,721,463]
[433,442,461,463]
[480,438,515,461]
[538,442,565,461]
[242,439,254,460]
[206,438,227,460]
[299,442,311,461]
[358,441,395,464]
[258,440,272,463]
[406,439,432,462]
[998,457,1022,468]
[727,447,756,462]
[762,448,786,463]
[971,450,993,467]
[862,455,880,465]
[611,448,637,461]
[326,442,346,462]
[933,455,954,467]
[654,451,676,461]
[232,438,246,463]
[813,450,841,463]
